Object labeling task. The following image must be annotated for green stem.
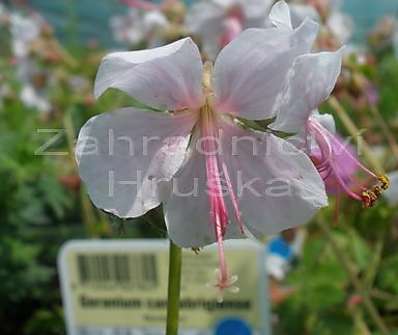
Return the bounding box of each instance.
[317,217,390,335]
[166,240,182,335]
[369,105,398,168]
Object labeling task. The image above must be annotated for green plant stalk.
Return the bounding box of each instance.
[352,309,372,335]
[317,216,390,335]
[363,237,384,290]
[166,240,183,335]
[369,105,398,167]
[328,96,384,175]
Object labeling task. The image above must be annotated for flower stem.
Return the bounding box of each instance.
[166,239,182,335]
[368,105,398,168]
[317,216,390,335]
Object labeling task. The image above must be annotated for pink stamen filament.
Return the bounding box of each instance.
[222,161,244,234]
[309,120,363,201]
[201,109,230,290]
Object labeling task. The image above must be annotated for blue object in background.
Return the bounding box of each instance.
[215,318,252,335]
[267,236,294,261]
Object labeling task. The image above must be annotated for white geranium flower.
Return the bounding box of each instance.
[76,1,343,294]
[10,12,42,58]
[269,6,389,207]
[186,0,273,59]
[327,10,354,44]
[20,85,51,113]
[269,4,389,208]
[289,0,353,44]
[14,56,52,113]
[110,6,169,47]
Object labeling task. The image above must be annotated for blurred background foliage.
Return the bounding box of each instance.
[0,0,398,334]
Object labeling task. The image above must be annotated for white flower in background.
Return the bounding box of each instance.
[186,0,273,59]
[17,59,51,114]
[76,1,343,294]
[384,172,398,206]
[10,12,43,58]
[110,9,169,47]
[17,58,52,113]
[289,0,353,44]
[7,10,53,113]
[20,85,51,113]
[110,0,181,48]
[327,10,354,44]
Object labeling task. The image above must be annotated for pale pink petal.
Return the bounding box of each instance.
[311,111,336,134]
[185,1,226,59]
[271,49,343,133]
[219,121,328,238]
[186,1,224,35]
[269,0,293,30]
[75,108,197,218]
[94,38,204,110]
[213,19,318,120]
[308,119,379,202]
[289,4,320,28]
[163,144,244,248]
[241,0,274,27]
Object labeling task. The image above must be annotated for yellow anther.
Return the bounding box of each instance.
[361,191,372,208]
[362,176,390,208]
[378,175,390,190]
[369,191,378,202]
[373,186,382,197]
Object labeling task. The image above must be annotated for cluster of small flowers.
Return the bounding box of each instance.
[0,2,91,116]
[109,0,352,56]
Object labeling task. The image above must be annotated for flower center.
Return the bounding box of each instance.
[198,63,242,295]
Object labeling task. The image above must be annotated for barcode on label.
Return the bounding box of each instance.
[76,253,158,289]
